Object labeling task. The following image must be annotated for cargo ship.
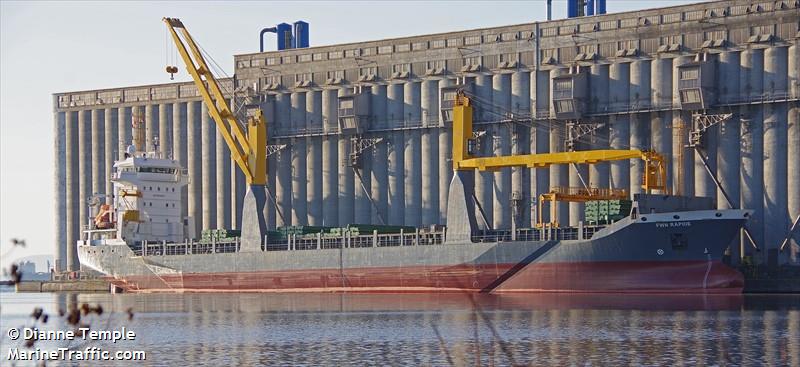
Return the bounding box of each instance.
[77,145,750,294]
[77,19,750,294]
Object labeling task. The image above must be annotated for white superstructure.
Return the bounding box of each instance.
[111,147,193,243]
[81,146,194,249]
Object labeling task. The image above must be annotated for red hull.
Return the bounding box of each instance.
[109,260,743,294]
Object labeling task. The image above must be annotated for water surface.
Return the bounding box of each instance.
[1,289,798,366]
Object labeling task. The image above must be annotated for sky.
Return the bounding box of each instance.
[0,0,702,270]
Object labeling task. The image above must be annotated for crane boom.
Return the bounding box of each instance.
[163,17,266,185]
[451,92,667,193]
[163,17,268,252]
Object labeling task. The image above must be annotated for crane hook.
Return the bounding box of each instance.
[165,66,178,80]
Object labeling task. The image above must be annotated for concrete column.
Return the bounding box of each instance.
[337,88,355,226]
[791,43,800,99]
[103,108,117,204]
[77,109,91,269]
[568,96,590,229]
[672,56,694,197]
[531,71,551,226]
[763,46,789,259]
[265,153,276,230]
[650,58,673,193]
[371,84,389,224]
[159,103,171,157]
[275,93,293,227]
[234,163,246,229]
[404,81,422,227]
[172,102,187,220]
[261,97,277,230]
[717,51,742,263]
[290,91,308,225]
[65,111,78,271]
[200,103,216,230]
[492,73,512,229]
[694,99,717,200]
[145,104,157,152]
[788,102,800,262]
[549,68,568,226]
[387,83,405,225]
[511,71,531,227]
[421,79,439,226]
[306,90,323,226]
[740,48,765,258]
[475,74,494,227]
[53,110,66,272]
[186,101,201,237]
[788,44,800,262]
[589,64,610,190]
[354,87,371,225]
[609,62,630,192]
[118,107,130,160]
[630,60,651,195]
[216,112,231,229]
[90,109,104,207]
[568,156,589,226]
[322,89,340,227]
[438,78,455,224]
[354,142,372,224]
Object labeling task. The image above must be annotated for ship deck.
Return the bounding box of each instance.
[123,225,608,257]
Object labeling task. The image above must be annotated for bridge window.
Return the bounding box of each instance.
[136,167,176,174]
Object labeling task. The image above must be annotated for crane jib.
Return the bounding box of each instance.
[163,17,267,186]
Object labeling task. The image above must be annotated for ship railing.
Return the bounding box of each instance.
[131,238,241,256]
[471,224,606,243]
[131,223,602,257]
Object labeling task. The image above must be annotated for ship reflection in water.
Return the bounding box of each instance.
[1,291,798,366]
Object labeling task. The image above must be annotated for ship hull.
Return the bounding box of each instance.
[79,209,748,294]
[98,260,742,294]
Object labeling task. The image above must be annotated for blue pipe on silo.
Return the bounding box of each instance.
[587,0,595,15]
[260,27,277,53]
[567,0,577,17]
[597,0,606,14]
[276,23,293,50]
[293,21,309,48]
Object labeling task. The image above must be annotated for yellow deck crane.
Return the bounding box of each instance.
[445,91,668,241]
[164,17,268,251]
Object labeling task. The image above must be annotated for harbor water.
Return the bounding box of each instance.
[1,288,798,366]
